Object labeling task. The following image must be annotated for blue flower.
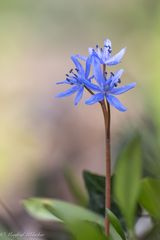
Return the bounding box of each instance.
[77,38,126,66]
[85,64,136,111]
[56,56,92,105]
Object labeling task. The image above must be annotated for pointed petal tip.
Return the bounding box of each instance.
[74,102,78,106]
[107,94,127,112]
[85,100,95,105]
[70,55,76,61]
[104,38,112,46]
[119,68,124,74]
[119,47,126,58]
[88,48,94,55]
[55,93,62,98]
[121,107,127,112]
[117,106,127,112]
[56,80,67,85]
[106,47,126,66]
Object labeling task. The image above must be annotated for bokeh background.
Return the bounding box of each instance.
[0,0,160,237]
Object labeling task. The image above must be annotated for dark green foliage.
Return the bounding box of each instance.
[83,171,126,230]
[83,170,105,216]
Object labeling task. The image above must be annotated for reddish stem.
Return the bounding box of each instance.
[85,65,111,236]
[102,64,111,236]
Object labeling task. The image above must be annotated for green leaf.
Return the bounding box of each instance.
[106,209,126,240]
[23,198,104,226]
[24,198,128,240]
[139,178,160,219]
[23,198,61,221]
[68,220,108,240]
[114,136,142,229]
[44,203,106,240]
[44,202,115,240]
[83,170,126,230]
[24,198,106,240]
[83,170,105,216]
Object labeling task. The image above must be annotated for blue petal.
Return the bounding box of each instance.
[110,82,136,95]
[85,55,92,79]
[71,56,85,76]
[56,86,79,98]
[97,48,103,59]
[109,69,124,88]
[83,79,101,91]
[93,58,105,87]
[85,93,104,105]
[106,94,127,112]
[74,86,84,105]
[88,47,94,55]
[75,54,87,61]
[105,48,126,65]
[56,80,69,85]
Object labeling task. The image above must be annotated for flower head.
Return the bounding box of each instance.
[56,37,136,111]
[56,56,92,105]
[77,38,126,66]
[85,63,136,111]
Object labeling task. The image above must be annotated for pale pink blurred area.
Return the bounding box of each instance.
[0,0,158,227]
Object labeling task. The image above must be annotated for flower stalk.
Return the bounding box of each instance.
[101,65,111,236]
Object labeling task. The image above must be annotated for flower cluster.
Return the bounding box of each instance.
[56,38,136,111]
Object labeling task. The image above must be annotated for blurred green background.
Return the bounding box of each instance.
[0,0,160,235]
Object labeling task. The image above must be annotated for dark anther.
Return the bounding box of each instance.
[69,69,73,73]
[75,68,79,72]
[66,74,69,77]
[108,49,112,54]
[105,72,108,75]
[111,72,114,76]
[114,83,117,87]
[96,44,99,48]
[118,79,121,83]
[73,73,78,77]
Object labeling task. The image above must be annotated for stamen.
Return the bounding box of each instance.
[75,68,79,72]
[110,72,114,76]
[66,74,69,77]
[118,79,121,84]
[69,69,73,73]
[114,83,117,87]
[104,45,112,53]
[96,44,99,48]
[73,73,78,77]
